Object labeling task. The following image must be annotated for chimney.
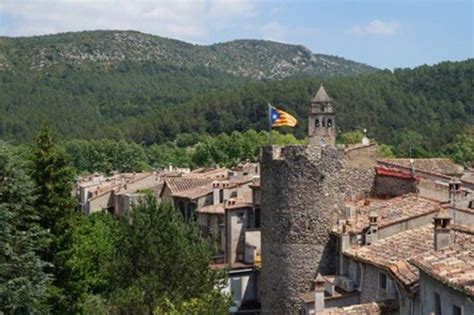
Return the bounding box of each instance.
[212,181,220,205]
[449,177,462,207]
[366,211,378,245]
[314,273,325,313]
[434,208,452,250]
[338,227,351,276]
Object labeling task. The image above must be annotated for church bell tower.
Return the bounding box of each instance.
[308,84,336,146]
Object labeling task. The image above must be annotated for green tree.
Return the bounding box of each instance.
[108,195,229,313]
[449,133,474,167]
[65,212,119,312]
[154,292,230,315]
[378,144,396,158]
[0,141,51,313]
[30,125,78,312]
[339,131,364,144]
[394,130,428,157]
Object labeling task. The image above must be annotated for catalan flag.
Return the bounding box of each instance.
[268,103,297,127]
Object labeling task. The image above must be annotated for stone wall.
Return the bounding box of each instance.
[373,175,418,198]
[260,144,376,314]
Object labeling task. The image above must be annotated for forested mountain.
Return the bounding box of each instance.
[0,30,472,162]
[0,30,374,78]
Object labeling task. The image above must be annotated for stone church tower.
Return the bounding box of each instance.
[308,84,336,147]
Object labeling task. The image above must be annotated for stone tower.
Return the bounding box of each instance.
[308,84,336,147]
[259,146,377,314]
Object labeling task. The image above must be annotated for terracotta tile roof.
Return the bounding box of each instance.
[187,167,229,178]
[461,171,474,185]
[164,177,214,199]
[225,192,253,210]
[410,236,474,297]
[89,172,155,200]
[379,158,463,176]
[344,224,473,294]
[319,300,399,315]
[344,225,434,293]
[197,203,225,215]
[340,194,440,234]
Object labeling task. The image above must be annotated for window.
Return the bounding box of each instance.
[231,277,242,303]
[342,257,349,275]
[356,263,362,286]
[379,273,387,290]
[322,117,326,127]
[315,119,320,127]
[254,208,261,228]
[452,305,462,315]
[237,212,245,224]
[247,210,254,228]
[434,292,441,315]
[327,119,332,127]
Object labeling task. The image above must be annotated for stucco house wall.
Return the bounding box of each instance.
[419,271,474,315]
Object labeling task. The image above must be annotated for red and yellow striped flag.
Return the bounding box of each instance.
[269,103,297,127]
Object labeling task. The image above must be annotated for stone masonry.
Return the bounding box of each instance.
[260,144,376,315]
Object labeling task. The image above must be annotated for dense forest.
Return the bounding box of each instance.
[2,59,472,166]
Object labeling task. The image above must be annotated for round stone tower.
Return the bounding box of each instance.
[259,145,347,314]
[259,85,377,314]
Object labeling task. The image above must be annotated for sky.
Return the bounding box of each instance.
[0,0,472,69]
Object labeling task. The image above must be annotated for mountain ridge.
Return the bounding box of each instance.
[0,30,376,79]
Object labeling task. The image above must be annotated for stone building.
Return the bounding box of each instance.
[77,171,167,215]
[260,85,377,314]
[259,84,473,315]
[308,84,336,147]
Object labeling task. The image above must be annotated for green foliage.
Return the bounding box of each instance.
[147,143,192,169]
[63,139,151,174]
[449,133,474,167]
[1,55,471,163]
[378,144,396,158]
[107,195,229,313]
[339,131,364,144]
[192,130,303,167]
[394,130,428,158]
[31,125,76,235]
[154,292,230,315]
[29,125,78,312]
[62,130,303,173]
[65,212,119,310]
[0,30,372,144]
[0,141,51,314]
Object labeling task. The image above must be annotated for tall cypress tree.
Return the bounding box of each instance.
[0,141,51,313]
[30,125,77,312]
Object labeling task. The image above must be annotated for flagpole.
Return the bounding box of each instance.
[268,103,273,145]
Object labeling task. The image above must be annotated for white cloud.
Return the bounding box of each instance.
[349,19,401,36]
[0,0,255,41]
